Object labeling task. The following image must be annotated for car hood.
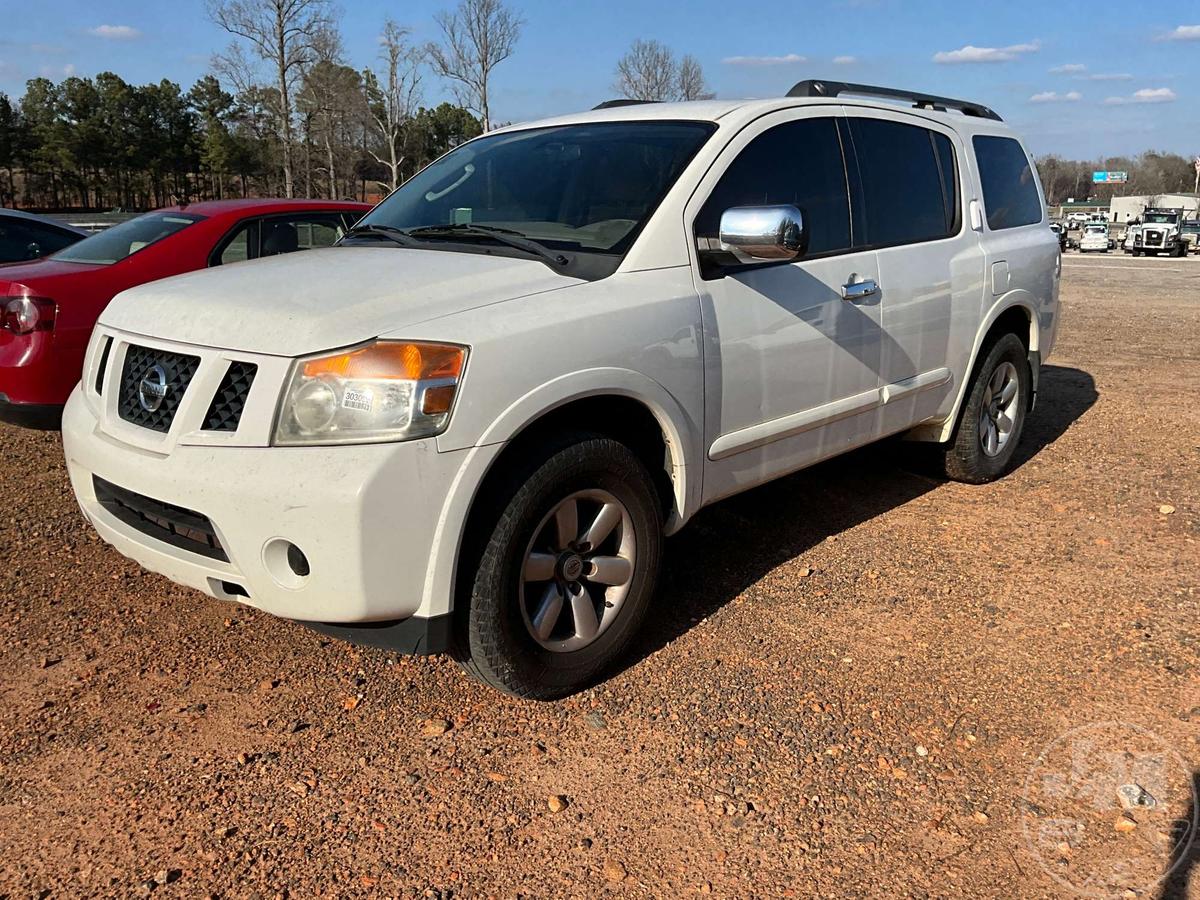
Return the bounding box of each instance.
[99,246,583,356]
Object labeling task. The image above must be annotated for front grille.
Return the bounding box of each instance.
[118,345,200,432]
[1144,230,1164,246]
[93,476,228,562]
[94,337,112,395]
[203,361,258,432]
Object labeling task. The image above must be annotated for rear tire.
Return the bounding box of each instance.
[452,433,663,699]
[939,333,1031,484]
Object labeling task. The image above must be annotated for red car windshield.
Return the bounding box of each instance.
[53,212,205,265]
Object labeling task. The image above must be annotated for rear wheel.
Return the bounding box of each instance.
[940,333,1031,484]
[453,433,663,699]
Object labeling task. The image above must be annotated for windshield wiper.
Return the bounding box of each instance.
[403,223,570,269]
[341,224,420,247]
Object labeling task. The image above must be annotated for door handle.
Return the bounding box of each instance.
[842,278,880,302]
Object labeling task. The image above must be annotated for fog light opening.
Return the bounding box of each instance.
[263,538,311,590]
[286,543,310,577]
[221,580,249,598]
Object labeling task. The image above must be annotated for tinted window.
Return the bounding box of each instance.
[973,136,1043,230]
[695,117,851,255]
[848,118,958,246]
[0,218,79,262]
[361,122,715,255]
[55,212,203,265]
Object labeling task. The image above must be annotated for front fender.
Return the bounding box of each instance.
[418,368,702,619]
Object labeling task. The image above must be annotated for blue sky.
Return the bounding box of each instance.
[0,0,1196,159]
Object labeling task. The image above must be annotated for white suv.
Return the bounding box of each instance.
[62,80,1060,698]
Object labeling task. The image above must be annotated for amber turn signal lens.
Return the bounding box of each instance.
[302,341,465,381]
[421,384,457,415]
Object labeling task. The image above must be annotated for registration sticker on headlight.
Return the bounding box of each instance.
[342,387,373,412]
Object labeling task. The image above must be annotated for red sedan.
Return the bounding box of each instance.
[0,199,372,428]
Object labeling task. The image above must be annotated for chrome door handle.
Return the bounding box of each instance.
[842,279,879,302]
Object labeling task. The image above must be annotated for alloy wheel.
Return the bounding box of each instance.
[978,361,1020,458]
[519,489,636,652]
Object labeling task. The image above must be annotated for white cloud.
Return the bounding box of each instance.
[1050,63,1087,74]
[1029,90,1082,103]
[1164,25,1200,41]
[1081,72,1133,81]
[1104,87,1177,105]
[39,63,76,78]
[933,40,1040,64]
[88,25,141,40]
[832,55,857,65]
[722,53,806,66]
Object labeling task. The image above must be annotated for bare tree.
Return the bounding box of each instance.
[614,40,712,102]
[426,0,522,131]
[614,39,677,101]
[366,19,423,192]
[208,0,334,197]
[677,54,712,101]
[298,30,364,199]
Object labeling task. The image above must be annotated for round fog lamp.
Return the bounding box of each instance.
[292,379,338,432]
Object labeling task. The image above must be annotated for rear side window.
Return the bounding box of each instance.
[846,117,959,247]
[695,117,851,256]
[973,136,1043,230]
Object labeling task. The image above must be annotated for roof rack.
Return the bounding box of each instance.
[787,79,1002,122]
[592,99,660,110]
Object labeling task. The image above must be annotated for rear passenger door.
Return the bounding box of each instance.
[840,108,984,435]
[690,109,885,504]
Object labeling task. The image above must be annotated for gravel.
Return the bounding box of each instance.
[1,255,1198,897]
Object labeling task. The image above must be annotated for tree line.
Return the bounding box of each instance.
[0,0,521,210]
[1035,153,1198,206]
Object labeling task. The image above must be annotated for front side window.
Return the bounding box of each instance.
[695,117,852,256]
[55,212,203,265]
[358,122,715,258]
[847,117,959,247]
[973,136,1044,230]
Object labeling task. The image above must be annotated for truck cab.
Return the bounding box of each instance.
[1132,208,1187,257]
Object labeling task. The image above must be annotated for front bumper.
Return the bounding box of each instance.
[62,383,474,629]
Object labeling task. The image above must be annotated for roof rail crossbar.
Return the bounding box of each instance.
[592,99,661,110]
[786,79,1002,122]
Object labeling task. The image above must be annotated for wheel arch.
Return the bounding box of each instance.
[418,369,701,620]
[911,294,1040,444]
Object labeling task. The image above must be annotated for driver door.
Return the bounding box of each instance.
[689,110,884,503]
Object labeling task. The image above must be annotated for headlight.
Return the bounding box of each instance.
[273,340,467,445]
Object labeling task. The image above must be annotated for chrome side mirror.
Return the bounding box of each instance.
[718,205,806,263]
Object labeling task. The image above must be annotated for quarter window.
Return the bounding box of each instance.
[847,117,959,246]
[973,135,1043,230]
[695,117,852,256]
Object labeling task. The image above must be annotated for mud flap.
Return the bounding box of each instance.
[1028,349,1040,412]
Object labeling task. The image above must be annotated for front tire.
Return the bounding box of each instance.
[940,333,1031,484]
[453,433,663,699]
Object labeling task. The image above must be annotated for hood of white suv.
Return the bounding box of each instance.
[99,246,583,356]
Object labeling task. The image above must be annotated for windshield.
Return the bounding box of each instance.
[1144,213,1177,224]
[356,121,715,260]
[1086,225,1106,233]
[54,212,204,265]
